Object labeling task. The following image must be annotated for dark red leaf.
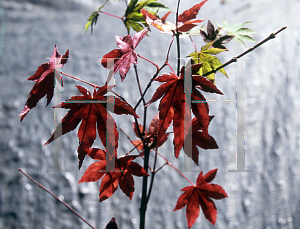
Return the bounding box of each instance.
[174,168,227,228]
[44,85,138,168]
[161,11,171,24]
[19,45,69,121]
[177,0,208,23]
[101,49,122,68]
[79,152,148,202]
[184,117,218,165]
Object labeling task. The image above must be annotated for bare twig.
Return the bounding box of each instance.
[18,168,96,229]
[120,127,143,155]
[202,26,287,77]
[133,63,166,110]
[60,71,100,88]
[154,150,195,186]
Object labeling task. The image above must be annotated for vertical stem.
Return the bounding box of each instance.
[176,33,180,76]
[175,0,181,76]
[146,149,157,204]
[139,146,150,229]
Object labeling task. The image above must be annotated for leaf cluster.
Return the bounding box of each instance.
[18,0,267,228]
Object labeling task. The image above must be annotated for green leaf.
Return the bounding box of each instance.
[217,19,257,47]
[238,34,257,42]
[143,1,173,12]
[85,0,109,34]
[85,20,93,33]
[236,28,257,35]
[188,45,228,84]
[201,42,214,51]
[202,48,227,55]
[126,12,145,21]
[124,0,169,33]
[125,0,139,16]
[85,11,99,34]
[124,18,145,33]
[134,0,155,12]
[129,21,145,32]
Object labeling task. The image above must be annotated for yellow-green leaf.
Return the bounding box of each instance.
[125,0,139,16]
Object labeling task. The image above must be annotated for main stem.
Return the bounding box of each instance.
[175,0,181,76]
[139,146,151,229]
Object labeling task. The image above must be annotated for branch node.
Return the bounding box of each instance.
[269,33,276,39]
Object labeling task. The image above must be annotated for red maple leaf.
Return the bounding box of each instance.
[101,28,148,82]
[44,85,139,168]
[184,116,218,165]
[177,0,208,23]
[174,168,228,228]
[141,0,207,35]
[79,148,149,201]
[132,113,169,155]
[19,45,69,121]
[146,65,222,159]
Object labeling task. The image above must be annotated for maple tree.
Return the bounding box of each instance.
[18,0,286,228]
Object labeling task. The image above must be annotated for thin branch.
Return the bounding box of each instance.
[134,35,175,111]
[60,71,100,88]
[99,11,123,20]
[120,127,143,156]
[18,168,96,229]
[175,0,181,76]
[134,64,146,106]
[202,26,287,77]
[189,36,197,52]
[138,54,159,71]
[166,35,175,62]
[167,63,176,75]
[133,63,166,110]
[154,150,195,186]
[154,162,168,173]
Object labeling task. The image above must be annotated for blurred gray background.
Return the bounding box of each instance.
[0,0,299,228]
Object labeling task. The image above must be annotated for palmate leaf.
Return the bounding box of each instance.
[189,42,228,84]
[19,45,69,121]
[142,0,207,36]
[200,20,235,49]
[85,0,109,34]
[217,19,257,47]
[85,11,99,34]
[44,85,139,168]
[146,65,222,159]
[124,0,171,33]
[143,1,173,12]
[174,169,228,228]
[79,148,148,202]
[101,28,148,82]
